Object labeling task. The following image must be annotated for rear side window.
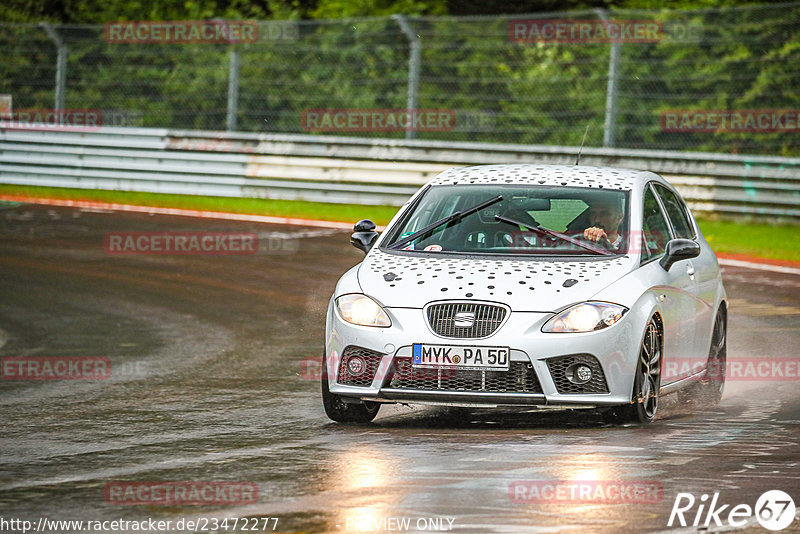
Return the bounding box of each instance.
[653,184,695,239]
[641,186,671,263]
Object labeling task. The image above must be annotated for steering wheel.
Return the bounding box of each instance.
[574,229,617,251]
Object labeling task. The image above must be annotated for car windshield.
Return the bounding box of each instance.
[383,184,629,256]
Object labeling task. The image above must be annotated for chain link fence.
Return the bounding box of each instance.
[1,3,799,155]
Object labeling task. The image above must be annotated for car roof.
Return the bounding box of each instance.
[428,164,657,191]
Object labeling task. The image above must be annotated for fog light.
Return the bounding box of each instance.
[576,365,592,382]
[566,363,593,384]
[346,356,366,376]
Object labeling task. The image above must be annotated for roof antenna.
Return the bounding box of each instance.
[575,124,590,165]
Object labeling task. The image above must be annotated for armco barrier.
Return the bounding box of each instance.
[2,127,799,216]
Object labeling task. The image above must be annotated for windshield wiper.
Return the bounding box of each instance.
[494,215,614,256]
[389,195,504,250]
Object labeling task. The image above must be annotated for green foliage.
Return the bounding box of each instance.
[1,3,799,154]
[0,0,777,23]
[0,0,66,23]
[696,216,800,261]
[311,0,446,19]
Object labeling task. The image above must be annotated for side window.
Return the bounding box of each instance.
[641,186,671,263]
[653,184,694,239]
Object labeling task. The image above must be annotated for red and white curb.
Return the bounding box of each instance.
[718,257,800,276]
[0,195,363,230]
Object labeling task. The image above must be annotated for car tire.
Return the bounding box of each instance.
[604,317,662,425]
[321,350,380,424]
[678,307,727,408]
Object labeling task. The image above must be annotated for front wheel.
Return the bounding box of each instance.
[604,318,662,425]
[321,350,380,424]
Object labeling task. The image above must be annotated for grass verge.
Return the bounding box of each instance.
[0,185,400,226]
[1,184,799,262]
[693,217,800,263]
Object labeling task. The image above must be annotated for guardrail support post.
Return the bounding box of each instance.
[595,9,620,148]
[392,15,421,140]
[40,23,67,111]
[226,48,240,132]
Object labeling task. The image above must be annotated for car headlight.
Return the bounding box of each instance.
[335,294,391,327]
[542,302,627,333]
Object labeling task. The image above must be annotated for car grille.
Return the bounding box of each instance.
[337,346,384,387]
[546,354,609,394]
[426,302,507,339]
[384,357,542,393]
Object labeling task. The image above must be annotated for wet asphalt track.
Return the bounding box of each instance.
[0,202,799,534]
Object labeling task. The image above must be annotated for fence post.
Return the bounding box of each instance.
[594,9,620,148]
[392,15,421,140]
[40,23,67,111]
[226,47,240,132]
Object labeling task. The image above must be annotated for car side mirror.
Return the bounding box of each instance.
[351,219,379,254]
[659,238,700,271]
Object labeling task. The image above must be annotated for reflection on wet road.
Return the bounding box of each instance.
[0,204,798,533]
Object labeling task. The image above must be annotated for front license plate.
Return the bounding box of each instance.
[412,343,510,371]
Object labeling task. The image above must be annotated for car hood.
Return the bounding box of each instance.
[356,249,637,312]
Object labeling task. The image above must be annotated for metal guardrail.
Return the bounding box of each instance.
[2,127,800,217]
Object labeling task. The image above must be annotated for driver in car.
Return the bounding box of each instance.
[583,199,624,250]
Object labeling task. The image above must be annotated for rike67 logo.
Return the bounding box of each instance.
[668,490,796,531]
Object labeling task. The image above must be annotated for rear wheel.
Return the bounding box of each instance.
[702,308,727,404]
[604,318,662,425]
[321,350,380,424]
[679,308,727,407]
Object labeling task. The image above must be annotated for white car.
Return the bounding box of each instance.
[322,164,727,425]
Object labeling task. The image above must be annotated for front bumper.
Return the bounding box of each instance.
[325,303,644,407]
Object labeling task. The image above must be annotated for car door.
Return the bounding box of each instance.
[652,183,715,368]
[640,183,699,384]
